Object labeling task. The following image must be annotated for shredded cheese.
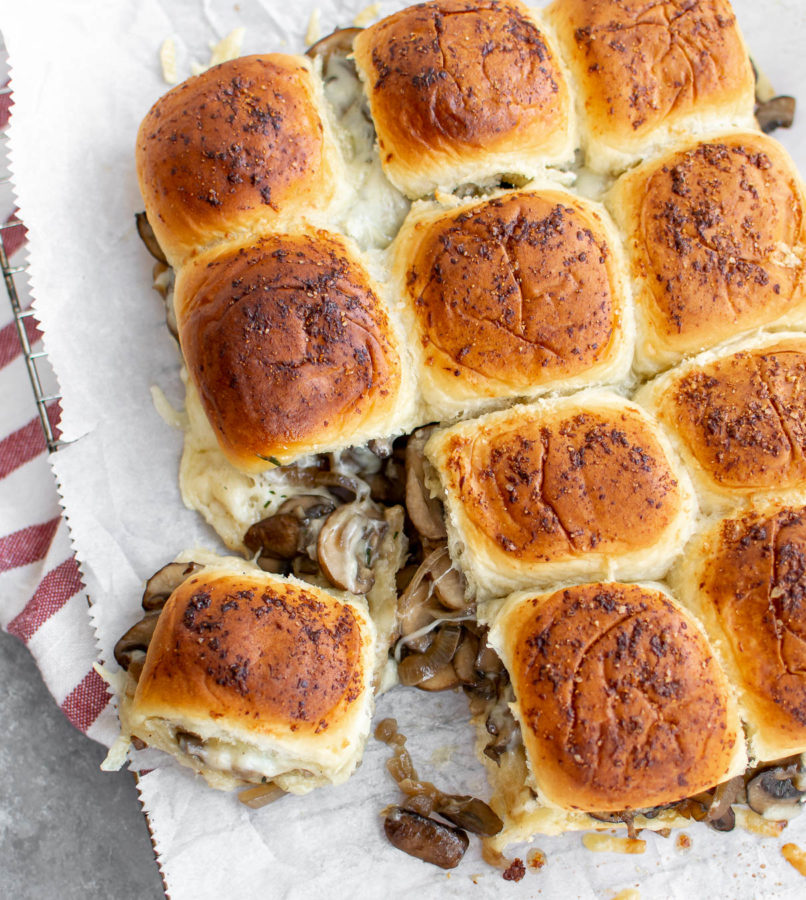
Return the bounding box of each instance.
[306,8,322,46]
[582,834,646,855]
[159,38,178,85]
[354,2,382,27]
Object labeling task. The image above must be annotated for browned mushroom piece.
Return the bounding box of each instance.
[135,211,168,264]
[141,561,203,610]
[428,550,467,610]
[305,26,362,63]
[756,95,796,133]
[317,502,388,594]
[746,768,804,820]
[433,795,503,837]
[113,611,161,672]
[405,427,447,541]
[705,775,745,824]
[245,494,337,567]
[708,808,736,832]
[238,783,287,810]
[384,807,469,869]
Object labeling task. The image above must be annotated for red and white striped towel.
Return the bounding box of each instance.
[0,79,111,739]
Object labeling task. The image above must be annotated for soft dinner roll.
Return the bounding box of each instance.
[672,501,806,762]
[117,560,377,794]
[174,228,417,470]
[607,132,806,374]
[545,0,756,174]
[391,186,634,420]
[635,332,806,511]
[352,0,576,198]
[424,390,698,599]
[487,582,746,813]
[136,54,344,268]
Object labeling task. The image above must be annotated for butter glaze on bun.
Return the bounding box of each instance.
[136,54,343,268]
[635,333,806,511]
[125,566,376,793]
[607,133,806,374]
[488,582,746,812]
[174,230,413,469]
[545,0,756,173]
[425,390,697,599]
[673,502,806,761]
[352,0,576,198]
[392,187,634,419]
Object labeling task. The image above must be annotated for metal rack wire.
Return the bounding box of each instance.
[0,80,65,454]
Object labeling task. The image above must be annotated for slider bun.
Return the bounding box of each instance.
[391,186,634,420]
[488,582,746,812]
[672,500,806,762]
[425,390,698,600]
[174,228,416,470]
[352,0,576,198]
[635,332,806,512]
[126,564,376,793]
[545,0,756,174]
[607,132,806,374]
[136,54,344,268]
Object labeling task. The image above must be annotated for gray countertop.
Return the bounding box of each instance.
[0,630,164,899]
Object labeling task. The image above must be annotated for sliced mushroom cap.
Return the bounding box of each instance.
[135,211,168,264]
[746,768,804,820]
[405,428,447,541]
[706,775,744,824]
[707,807,736,832]
[429,552,467,611]
[244,514,303,559]
[434,795,503,836]
[142,561,203,610]
[305,26,362,63]
[317,502,387,594]
[384,807,469,870]
[114,611,161,671]
[452,629,480,685]
[756,95,796,133]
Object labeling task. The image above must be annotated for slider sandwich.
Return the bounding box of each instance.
[391,185,634,421]
[545,0,757,173]
[104,553,379,801]
[606,131,806,374]
[636,333,806,512]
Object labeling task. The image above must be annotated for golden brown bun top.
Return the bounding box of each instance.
[437,400,683,562]
[176,231,402,469]
[496,583,741,811]
[353,1,569,179]
[403,191,621,388]
[696,505,806,748]
[654,337,806,492]
[617,134,806,360]
[134,571,369,737]
[136,55,334,267]
[548,0,753,145]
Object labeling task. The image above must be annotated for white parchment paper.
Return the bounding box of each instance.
[4,0,806,896]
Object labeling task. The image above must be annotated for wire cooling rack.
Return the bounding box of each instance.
[0,75,65,454]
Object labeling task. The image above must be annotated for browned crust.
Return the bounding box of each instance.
[699,507,806,746]
[354,0,568,169]
[657,345,806,490]
[136,55,329,264]
[405,192,618,387]
[508,584,736,811]
[629,137,806,352]
[441,408,681,561]
[549,0,753,143]
[134,574,366,736]
[177,233,401,468]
